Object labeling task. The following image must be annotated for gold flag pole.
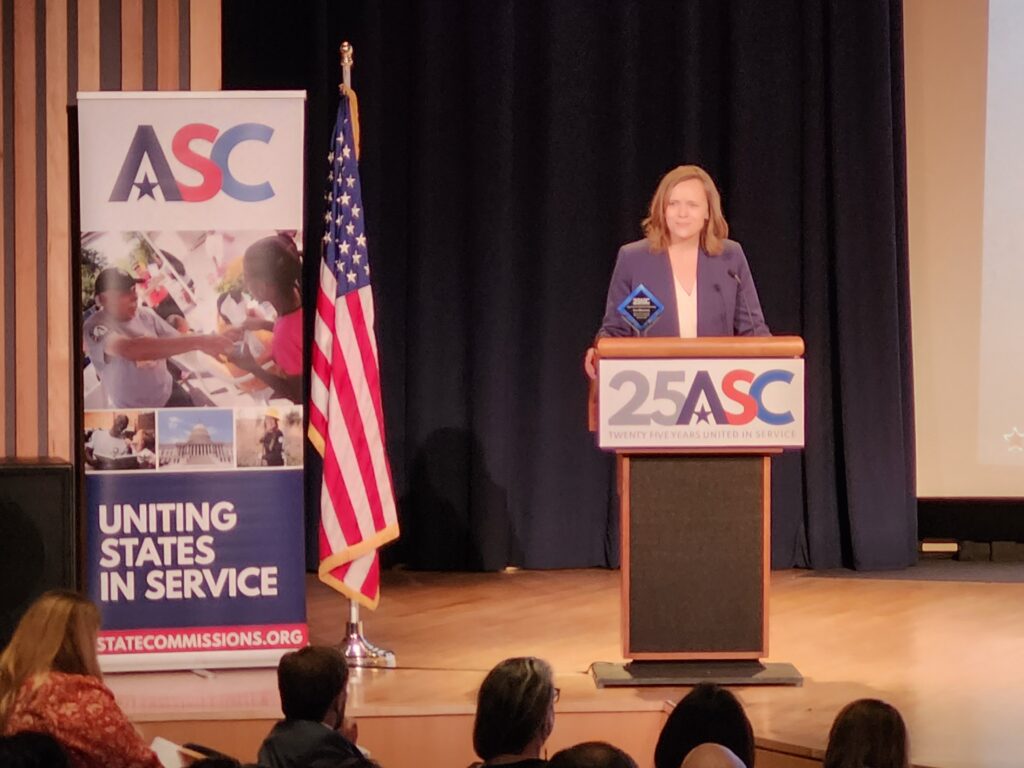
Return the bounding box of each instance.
[339,42,361,158]
[334,41,396,670]
[340,41,353,94]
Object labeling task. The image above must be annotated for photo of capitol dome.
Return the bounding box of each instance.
[156,409,235,470]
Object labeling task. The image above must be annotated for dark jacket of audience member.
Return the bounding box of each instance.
[257,646,374,768]
[548,741,638,768]
[0,731,71,768]
[823,698,910,768]
[471,657,556,767]
[188,758,243,768]
[654,684,755,768]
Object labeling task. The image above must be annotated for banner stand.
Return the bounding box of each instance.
[76,91,310,672]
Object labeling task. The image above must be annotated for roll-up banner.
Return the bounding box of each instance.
[76,92,308,671]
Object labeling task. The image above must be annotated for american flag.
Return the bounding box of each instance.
[309,88,399,609]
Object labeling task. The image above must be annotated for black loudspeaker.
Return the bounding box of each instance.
[0,460,77,648]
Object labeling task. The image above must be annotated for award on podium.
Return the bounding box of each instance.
[589,336,806,687]
[617,284,665,336]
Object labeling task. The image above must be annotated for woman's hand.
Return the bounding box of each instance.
[584,347,597,380]
[341,716,358,744]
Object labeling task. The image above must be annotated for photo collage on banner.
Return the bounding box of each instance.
[77,93,308,671]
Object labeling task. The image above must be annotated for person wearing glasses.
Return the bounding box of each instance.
[470,657,559,767]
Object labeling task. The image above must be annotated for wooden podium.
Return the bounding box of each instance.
[589,336,805,686]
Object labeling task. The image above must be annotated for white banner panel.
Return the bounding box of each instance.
[78,92,305,232]
[598,358,805,450]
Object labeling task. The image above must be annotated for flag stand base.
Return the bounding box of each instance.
[341,620,396,668]
[339,600,395,668]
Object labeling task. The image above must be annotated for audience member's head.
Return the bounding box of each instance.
[0,591,102,727]
[680,743,746,768]
[277,645,349,727]
[654,684,755,768]
[473,656,556,763]
[0,731,71,767]
[549,741,638,768]
[824,698,909,768]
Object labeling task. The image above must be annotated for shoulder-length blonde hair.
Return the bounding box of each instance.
[0,591,102,727]
[642,165,729,255]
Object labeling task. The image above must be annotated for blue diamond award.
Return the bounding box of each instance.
[617,283,665,335]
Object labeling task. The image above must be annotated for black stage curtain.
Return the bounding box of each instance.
[223,0,916,572]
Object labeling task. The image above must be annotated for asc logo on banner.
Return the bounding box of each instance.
[597,358,805,449]
[109,123,276,203]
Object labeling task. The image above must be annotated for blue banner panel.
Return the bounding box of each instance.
[86,470,306,631]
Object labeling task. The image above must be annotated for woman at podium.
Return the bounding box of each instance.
[585,165,769,377]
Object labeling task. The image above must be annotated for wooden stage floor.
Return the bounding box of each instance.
[113,567,1024,768]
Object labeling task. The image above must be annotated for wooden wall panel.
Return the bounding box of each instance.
[120,0,143,90]
[156,0,177,89]
[0,1,7,449]
[77,0,100,91]
[45,0,70,460]
[13,0,39,457]
[1,0,222,460]
[189,0,219,90]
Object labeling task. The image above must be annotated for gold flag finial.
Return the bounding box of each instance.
[340,42,354,93]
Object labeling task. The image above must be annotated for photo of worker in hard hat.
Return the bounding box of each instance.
[235,406,304,468]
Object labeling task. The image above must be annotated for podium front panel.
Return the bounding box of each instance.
[623,455,767,658]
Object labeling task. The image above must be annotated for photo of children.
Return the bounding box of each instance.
[83,411,156,472]
[223,235,304,403]
[235,406,304,468]
[81,229,304,410]
[156,409,235,470]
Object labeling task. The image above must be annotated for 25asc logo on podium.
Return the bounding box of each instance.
[597,358,805,450]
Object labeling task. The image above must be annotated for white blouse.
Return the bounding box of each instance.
[674,274,698,338]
